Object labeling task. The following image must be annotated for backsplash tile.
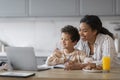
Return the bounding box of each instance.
[0,17,119,56]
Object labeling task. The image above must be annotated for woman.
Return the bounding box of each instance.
[65,15,120,70]
[79,15,115,61]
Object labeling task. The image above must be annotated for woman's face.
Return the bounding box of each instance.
[60,32,76,49]
[79,22,97,42]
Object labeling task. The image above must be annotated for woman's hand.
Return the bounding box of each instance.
[84,57,94,63]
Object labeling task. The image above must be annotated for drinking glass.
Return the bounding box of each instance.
[102,56,110,72]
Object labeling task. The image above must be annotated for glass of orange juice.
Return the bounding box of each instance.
[102,56,110,72]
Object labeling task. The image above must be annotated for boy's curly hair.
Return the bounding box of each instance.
[61,25,80,42]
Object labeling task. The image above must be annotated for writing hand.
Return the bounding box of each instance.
[53,48,62,58]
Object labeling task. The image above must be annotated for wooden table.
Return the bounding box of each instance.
[0,68,120,80]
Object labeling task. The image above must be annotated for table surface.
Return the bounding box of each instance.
[0,68,120,80]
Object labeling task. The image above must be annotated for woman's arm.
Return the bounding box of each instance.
[64,61,97,70]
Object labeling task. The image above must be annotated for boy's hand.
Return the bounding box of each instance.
[53,48,62,58]
[64,61,86,70]
[64,61,76,70]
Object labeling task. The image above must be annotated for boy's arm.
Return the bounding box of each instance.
[46,49,65,66]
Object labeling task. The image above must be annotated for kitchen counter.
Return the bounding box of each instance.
[0,68,120,80]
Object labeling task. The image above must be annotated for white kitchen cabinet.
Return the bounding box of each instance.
[29,0,79,17]
[80,0,115,16]
[0,0,119,17]
[0,0,27,17]
[116,0,120,15]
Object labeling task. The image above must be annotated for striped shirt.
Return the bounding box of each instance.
[78,33,120,68]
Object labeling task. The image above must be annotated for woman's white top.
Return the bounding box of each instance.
[78,33,120,67]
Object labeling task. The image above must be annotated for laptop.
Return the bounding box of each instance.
[5,47,51,71]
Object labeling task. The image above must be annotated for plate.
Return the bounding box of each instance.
[82,69,103,73]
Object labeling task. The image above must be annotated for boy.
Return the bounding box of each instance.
[46,25,86,69]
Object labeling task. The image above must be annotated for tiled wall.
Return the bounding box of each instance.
[0,17,119,56]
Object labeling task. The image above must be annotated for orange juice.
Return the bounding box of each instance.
[102,56,110,72]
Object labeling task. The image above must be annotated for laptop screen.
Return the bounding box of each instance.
[6,47,38,71]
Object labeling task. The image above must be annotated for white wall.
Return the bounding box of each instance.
[0,17,119,56]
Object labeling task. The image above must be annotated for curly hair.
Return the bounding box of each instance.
[61,25,80,42]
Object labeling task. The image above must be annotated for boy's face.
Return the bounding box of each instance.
[60,32,76,49]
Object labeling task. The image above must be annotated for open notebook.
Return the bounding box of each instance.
[39,64,65,69]
[6,47,51,71]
